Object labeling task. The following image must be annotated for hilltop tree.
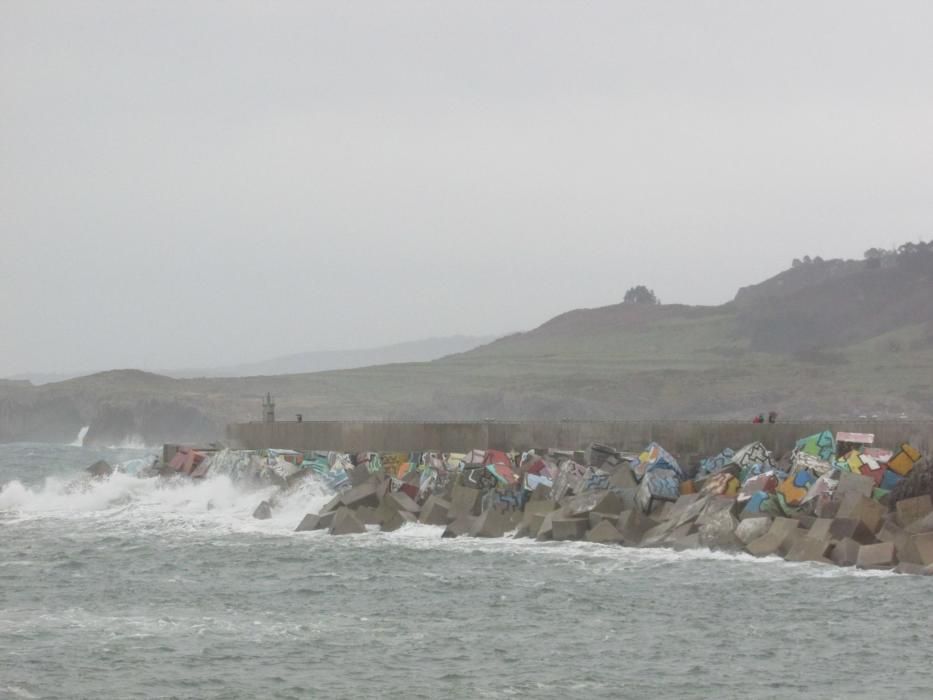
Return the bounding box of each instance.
[624,285,660,305]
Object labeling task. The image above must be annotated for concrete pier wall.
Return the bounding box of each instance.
[226,420,933,458]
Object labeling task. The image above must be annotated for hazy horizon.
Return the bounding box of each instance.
[3,1,932,376]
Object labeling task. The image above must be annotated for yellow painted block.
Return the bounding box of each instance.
[725,476,739,497]
[889,443,921,477]
[845,451,863,472]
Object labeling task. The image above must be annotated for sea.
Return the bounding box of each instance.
[1,443,931,700]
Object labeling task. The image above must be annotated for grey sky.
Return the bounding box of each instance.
[2,1,932,376]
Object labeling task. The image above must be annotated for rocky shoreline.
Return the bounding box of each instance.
[137,432,933,574]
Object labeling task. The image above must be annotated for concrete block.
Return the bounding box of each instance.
[856,541,897,570]
[617,509,656,545]
[586,520,624,544]
[907,512,933,534]
[609,466,637,490]
[746,518,800,557]
[830,537,861,566]
[698,510,740,551]
[896,495,933,528]
[381,509,416,532]
[910,532,933,566]
[736,517,773,545]
[449,484,483,519]
[785,537,832,563]
[672,533,701,551]
[340,481,381,510]
[835,493,886,534]
[442,515,476,538]
[354,505,383,526]
[295,513,321,532]
[806,518,834,542]
[329,507,366,536]
[829,518,876,545]
[385,491,421,514]
[814,497,840,519]
[837,471,874,499]
[894,562,933,576]
[349,463,371,487]
[469,509,510,538]
[535,509,565,541]
[588,512,620,528]
[419,496,451,526]
[552,517,589,541]
[252,501,272,520]
[320,494,343,514]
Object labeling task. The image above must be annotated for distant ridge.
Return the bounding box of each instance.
[1,242,931,445]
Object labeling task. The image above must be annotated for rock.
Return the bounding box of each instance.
[896,494,933,528]
[329,507,366,536]
[829,518,876,545]
[295,513,322,531]
[785,537,832,563]
[86,460,113,478]
[836,471,875,499]
[449,484,483,519]
[252,501,273,520]
[735,517,773,545]
[419,496,451,526]
[586,521,624,544]
[746,518,800,557]
[442,515,476,538]
[835,493,886,534]
[340,481,381,510]
[856,541,897,570]
[552,517,589,541]
[830,537,861,566]
[469,509,510,538]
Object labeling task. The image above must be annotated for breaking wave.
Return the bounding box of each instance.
[69,426,89,447]
[0,468,334,536]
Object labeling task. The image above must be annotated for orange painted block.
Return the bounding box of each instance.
[680,480,696,495]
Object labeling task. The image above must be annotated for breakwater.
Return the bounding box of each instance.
[227,419,933,456]
[172,426,933,575]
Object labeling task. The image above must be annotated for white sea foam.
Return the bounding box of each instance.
[69,426,90,447]
[0,469,333,536]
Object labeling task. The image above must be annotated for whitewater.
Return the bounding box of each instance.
[2,444,931,699]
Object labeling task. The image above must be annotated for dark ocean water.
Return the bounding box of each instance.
[1,444,931,700]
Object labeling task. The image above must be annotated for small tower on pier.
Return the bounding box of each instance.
[262,392,276,423]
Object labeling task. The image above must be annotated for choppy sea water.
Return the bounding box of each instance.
[1,444,931,700]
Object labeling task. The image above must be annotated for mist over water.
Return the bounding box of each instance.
[2,444,931,699]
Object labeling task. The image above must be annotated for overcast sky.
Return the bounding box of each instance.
[2,1,932,376]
